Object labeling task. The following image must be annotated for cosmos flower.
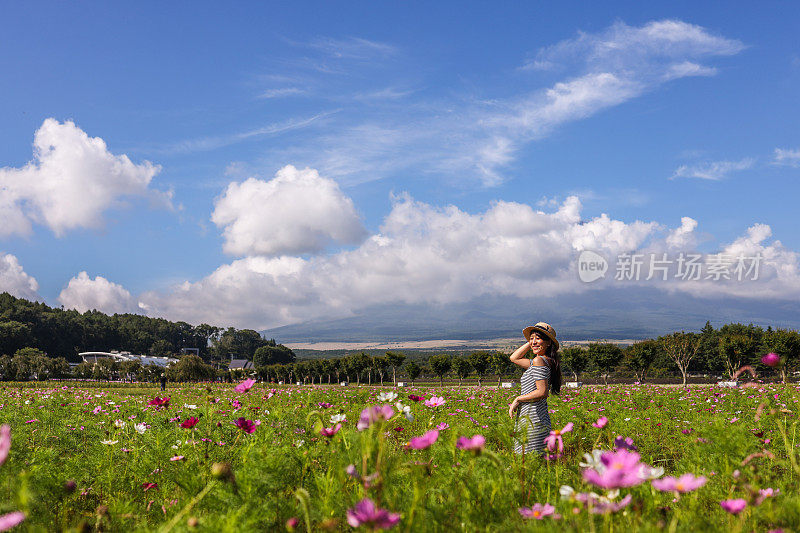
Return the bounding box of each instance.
[582,449,647,489]
[408,395,425,402]
[346,498,400,529]
[320,424,341,437]
[424,396,446,408]
[234,378,256,393]
[180,417,199,429]
[233,417,260,434]
[544,422,574,453]
[408,430,439,450]
[147,397,170,409]
[651,473,707,493]
[719,499,747,515]
[134,423,147,434]
[357,405,395,431]
[377,392,398,402]
[518,503,558,519]
[592,417,608,429]
[456,435,486,451]
[761,353,780,367]
[330,414,347,424]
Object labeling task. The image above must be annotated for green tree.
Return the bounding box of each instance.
[404,361,422,385]
[385,351,406,385]
[166,354,214,382]
[490,352,511,387]
[253,344,296,367]
[624,340,660,382]
[587,343,624,385]
[659,331,700,386]
[468,351,493,386]
[561,346,590,382]
[451,356,472,386]
[428,354,452,386]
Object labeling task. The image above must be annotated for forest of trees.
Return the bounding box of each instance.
[1,292,798,384]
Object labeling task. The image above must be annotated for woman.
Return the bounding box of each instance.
[508,322,563,455]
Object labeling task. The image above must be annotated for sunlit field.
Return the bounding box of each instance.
[1,380,798,532]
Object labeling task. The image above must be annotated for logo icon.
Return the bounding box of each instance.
[578,250,608,283]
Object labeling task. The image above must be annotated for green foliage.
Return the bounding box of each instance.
[427,354,452,385]
[403,360,422,384]
[451,356,472,384]
[623,340,660,382]
[166,354,215,382]
[561,346,590,381]
[468,351,493,386]
[253,344,295,367]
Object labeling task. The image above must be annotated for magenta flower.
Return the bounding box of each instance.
[456,434,486,451]
[613,435,638,451]
[543,422,574,453]
[424,396,445,407]
[234,378,256,393]
[346,498,400,529]
[179,417,199,429]
[318,402,333,409]
[0,425,10,466]
[586,494,632,514]
[436,422,449,431]
[592,416,608,429]
[357,405,395,431]
[761,352,780,367]
[0,512,25,531]
[518,503,557,519]
[408,430,439,450]
[141,482,158,492]
[408,394,425,402]
[720,499,747,514]
[233,417,260,434]
[169,455,185,461]
[583,449,647,489]
[147,396,170,409]
[320,423,341,437]
[651,473,707,493]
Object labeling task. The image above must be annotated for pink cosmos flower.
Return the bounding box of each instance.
[756,488,779,505]
[169,456,185,461]
[346,498,400,529]
[142,482,158,492]
[720,499,747,514]
[408,430,439,450]
[592,417,608,429]
[233,417,260,434]
[587,494,632,515]
[436,422,449,431]
[651,473,707,493]
[582,449,647,489]
[518,503,557,519]
[320,424,341,437]
[424,396,445,408]
[0,425,10,466]
[148,396,170,409]
[544,422,574,453]
[456,434,486,451]
[357,405,395,431]
[761,353,780,367]
[318,402,333,409]
[408,394,425,402]
[234,378,256,393]
[0,512,25,531]
[179,417,199,429]
[92,406,102,415]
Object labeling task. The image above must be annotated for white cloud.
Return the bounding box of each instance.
[666,217,699,249]
[671,158,755,180]
[306,37,399,61]
[0,253,40,301]
[773,147,800,167]
[273,20,745,187]
[258,87,305,99]
[58,272,140,314]
[144,194,663,329]
[0,119,170,237]
[211,165,367,257]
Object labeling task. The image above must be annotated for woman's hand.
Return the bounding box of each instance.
[508,398,520,418]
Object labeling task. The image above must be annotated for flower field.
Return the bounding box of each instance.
[1,380,799,532]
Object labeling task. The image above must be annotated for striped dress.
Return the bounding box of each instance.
[513,361,551,455]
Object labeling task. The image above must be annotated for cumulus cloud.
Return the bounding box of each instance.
[665,217,699,249]
[0,119,170,237]
[144,194,664,329]
[211,165,367,257]
[0,252,40,301]
[58,272,140,314]
[670,158,755,180]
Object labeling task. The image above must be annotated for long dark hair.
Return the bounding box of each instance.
[544,341,562,395]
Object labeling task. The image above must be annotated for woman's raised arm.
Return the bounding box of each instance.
[509,341,532,369]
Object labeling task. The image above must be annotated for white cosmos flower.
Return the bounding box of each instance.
[377,392,398,402]
[134,423,147,434]
[330,414,347,424]
[184,404,198,410]
[395,402,414,421]
[579,449,605,471]
[559,485,575,500]
[101,440,118,445]
[113,419,126,428]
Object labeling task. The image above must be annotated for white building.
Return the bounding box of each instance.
[79,351,178,368]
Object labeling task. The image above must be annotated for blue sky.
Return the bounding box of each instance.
[2,2,800,336]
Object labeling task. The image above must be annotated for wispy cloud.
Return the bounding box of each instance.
[305,36,399,61]
[670,158,755,180]
[773,147,800,167]
[158,111,337,154]
[258,87,306,99]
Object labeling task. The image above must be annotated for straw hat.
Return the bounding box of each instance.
[523,322,559,352]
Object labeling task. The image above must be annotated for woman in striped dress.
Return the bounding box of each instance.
[508,322,563,455]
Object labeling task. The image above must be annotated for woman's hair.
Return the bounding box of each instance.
[543,338,562,395]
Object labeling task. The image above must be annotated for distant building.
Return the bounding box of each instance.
[180,348,200,357]
[79,351,178,368]
[228,359,254,370]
